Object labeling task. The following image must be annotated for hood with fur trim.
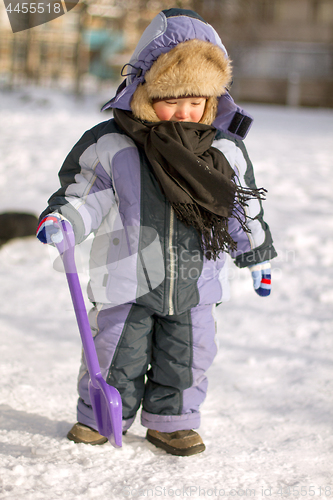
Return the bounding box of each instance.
[102,9,253,139]
[130,38,232,124]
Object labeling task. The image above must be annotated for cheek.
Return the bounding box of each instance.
[191,104,206,122]
[153,103,173,121]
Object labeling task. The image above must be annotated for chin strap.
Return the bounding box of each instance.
[212,91,254,140]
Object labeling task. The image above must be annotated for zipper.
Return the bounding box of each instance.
[168,206,176,315]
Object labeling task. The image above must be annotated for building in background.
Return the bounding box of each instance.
[0,0,332,106]
[0,0,183,94]
[0,0,88,92]
[194,0,333,107]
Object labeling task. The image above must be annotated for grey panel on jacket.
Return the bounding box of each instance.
[136,150,203,316]
[215,131,277,268]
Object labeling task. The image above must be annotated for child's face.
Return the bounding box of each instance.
[152,97,207,123]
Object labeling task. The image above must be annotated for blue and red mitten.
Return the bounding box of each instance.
[249,261,271,297]
[36,214,66,245]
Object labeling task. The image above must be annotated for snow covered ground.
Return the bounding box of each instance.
[0,87,332,499]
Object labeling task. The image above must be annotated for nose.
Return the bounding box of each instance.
[175,103,189,120]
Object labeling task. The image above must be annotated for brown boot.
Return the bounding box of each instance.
[146,429,205,456]
[67,423,108,445]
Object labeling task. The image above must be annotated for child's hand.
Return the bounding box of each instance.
[36,214,67,245]
[249,261,271,297]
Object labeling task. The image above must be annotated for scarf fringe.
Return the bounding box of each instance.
[172,184,267,261]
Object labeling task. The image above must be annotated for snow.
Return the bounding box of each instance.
[0,87,332,499]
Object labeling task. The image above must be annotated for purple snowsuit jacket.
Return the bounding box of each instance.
[41,9,277,315]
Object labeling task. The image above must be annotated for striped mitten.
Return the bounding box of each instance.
[249,261,271,297]
[36,213,67,245]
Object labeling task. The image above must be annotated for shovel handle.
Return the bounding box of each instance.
[55,220,102,386]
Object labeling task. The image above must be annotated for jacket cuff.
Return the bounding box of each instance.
[234,245,277,268]
[57,204,86,244]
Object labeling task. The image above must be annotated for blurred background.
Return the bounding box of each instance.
[0,4,333,490]
[0,0,332,107]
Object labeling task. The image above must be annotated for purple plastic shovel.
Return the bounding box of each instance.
[55,219,122,448]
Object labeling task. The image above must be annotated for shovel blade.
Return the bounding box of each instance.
[89,376,122,448]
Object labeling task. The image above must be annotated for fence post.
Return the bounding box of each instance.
[287,71,301,107]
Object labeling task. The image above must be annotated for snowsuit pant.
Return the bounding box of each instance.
[77,302,217,433]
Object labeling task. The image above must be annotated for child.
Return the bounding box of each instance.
[37,9,276,456]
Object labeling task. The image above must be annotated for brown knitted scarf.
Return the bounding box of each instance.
[113,109,265,260]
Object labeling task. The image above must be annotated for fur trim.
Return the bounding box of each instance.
[201,96,218,125]
[131,39,231,124]
[131,83,160,122]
